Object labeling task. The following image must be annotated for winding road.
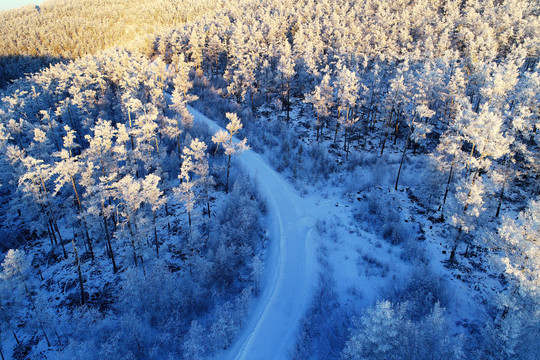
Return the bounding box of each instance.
[189,106,317,360]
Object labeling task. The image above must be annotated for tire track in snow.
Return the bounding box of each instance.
[189,106,316,360]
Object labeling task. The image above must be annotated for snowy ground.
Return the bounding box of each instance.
[191,106,320,359]
[190,105,493,359]
[188,101,513,359]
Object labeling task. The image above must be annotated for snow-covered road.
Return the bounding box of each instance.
[189,106,317,360]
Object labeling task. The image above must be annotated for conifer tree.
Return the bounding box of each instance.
[277,41,295,122]
[170,54,198,129]
[212,113,249,194]
[334,61,359,149]
[140,174,165,256]
[54,125,94,260]
[304,68,333,142]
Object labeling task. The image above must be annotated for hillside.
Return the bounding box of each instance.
[0,0,224,86]
[0,0,539,359]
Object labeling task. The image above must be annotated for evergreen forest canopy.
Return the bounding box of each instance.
[0,0,539,358]
[0,0,224,86]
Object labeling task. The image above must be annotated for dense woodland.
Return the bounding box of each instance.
[0,0,223,86]
[0,0,539,359]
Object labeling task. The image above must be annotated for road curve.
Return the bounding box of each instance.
[189,106,316,360]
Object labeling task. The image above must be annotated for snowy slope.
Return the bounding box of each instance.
[189,106,318,359]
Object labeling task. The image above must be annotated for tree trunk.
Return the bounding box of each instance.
[82,220,94,261]
[71,240,85,305]
[334,119,339,144]
[71,176,83,212]
[495,183,505,218]
[47,220,57,245]
[495,157,508,218]
[449,227,462,265]
[101,205,117,273]
[1,308,19,345]
[285,81,290,123]
[49,214,67,258]
[127,215,138,267]
[12,328,19,344]
[443,155,455,206]
[395,134,410,190]
[440,155,455,219]
[39,173,64,250]
[380,136,387,155]
[463,168,480,213]
[165,203,171,231]
[316,114,320,142]
[465,143,476,179]
[131,236,138,267]
[343,126,348,152]
[40,322,51,348]
[54,329,63,346]
[449,243,458,265]
[226,154,231,194]
[343,126,349,159]
[188,211,192,235]
[153,209,159,257]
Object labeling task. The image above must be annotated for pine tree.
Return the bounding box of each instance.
[304,68,334,142]
[212,113,249,194]
[18,155,66,256]
[494,198,540,302]
[181,138,214,217]
[113,174,143,267]
[342,301,411,360]
[140,174,165,256]
[54,125,94,260]
[170,53,198,129]
[334,61,359,150]
[277,41,295,122]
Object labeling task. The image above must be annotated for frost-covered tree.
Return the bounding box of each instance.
[54,125,93,260]
[494,198,540,303]
[342,301,463,360]
[175,170,196,235]
[334,61,359,149]
[0,249,52,347]
[342,301,412,360]
[83,172,118,273]
[113,174,143,267]
[483,198,540,359]
[277,41,295,122]
[212,113,249,194]
[304,68,334,142]
[83,119,119,179]
[132,103,161,172]
[395,104,434,190]
[181,138,214,218]
[170,53,198,129]
[140,174,165,256]
[18,155,66,255]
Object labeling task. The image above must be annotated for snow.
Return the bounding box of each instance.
[188,103,491,358]
[189,106,319,359]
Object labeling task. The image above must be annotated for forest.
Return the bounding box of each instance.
[0,0,223,86]
[0,0,539,359]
